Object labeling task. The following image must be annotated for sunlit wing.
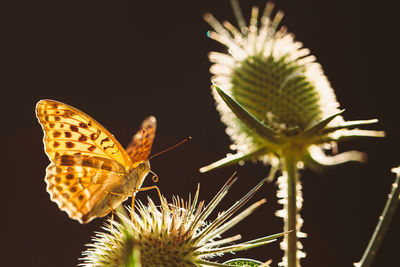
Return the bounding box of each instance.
[45,154,127,223]
[125,116,156,165]
[36,99,133,171]
[36,99,157,223]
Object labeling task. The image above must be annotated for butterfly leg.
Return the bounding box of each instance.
[136,185,169,211]
[105,191,126,224]
[109,193,114,228]
[130,193,136,222]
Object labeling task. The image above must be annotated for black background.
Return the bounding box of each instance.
[1,0,398,266]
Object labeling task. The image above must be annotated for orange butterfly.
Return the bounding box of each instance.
[36,99,158,223]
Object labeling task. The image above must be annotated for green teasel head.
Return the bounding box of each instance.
[200,0,384,173]
[80,176,285,267]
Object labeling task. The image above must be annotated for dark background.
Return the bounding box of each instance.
[0,0,398,266]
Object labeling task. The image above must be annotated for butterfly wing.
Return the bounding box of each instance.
[125,116,156,166]
[36,99,133,169]
[36,99,133,223]
[45,155,129,223]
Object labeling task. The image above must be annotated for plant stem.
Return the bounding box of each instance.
[284,153,299,267]
[355,167,400,267]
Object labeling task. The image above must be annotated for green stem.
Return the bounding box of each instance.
[356,167,400,267]
[284,153,299,267]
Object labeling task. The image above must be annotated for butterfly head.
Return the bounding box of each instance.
[137,160,151,177]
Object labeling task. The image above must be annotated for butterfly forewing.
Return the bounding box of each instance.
[126,116,156,165]
[36,99,132,170]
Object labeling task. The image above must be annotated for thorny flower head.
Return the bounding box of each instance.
[80,176,283,267]
[200,0,384,173]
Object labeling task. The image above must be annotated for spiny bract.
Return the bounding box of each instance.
[80,176,283,267]
[200,0,384,173]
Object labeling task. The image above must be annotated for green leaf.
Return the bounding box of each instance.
[224,258,264,266]
[213,84,282,145]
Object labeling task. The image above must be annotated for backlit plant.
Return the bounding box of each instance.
[80,176,284,267]
[201,1,384,266]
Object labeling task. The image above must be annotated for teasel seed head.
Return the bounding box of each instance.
[200,0,384,173]
[80,175,285,267]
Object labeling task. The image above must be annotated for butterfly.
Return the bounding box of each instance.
[36,99,157,224]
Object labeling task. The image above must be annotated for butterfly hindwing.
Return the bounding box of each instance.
[45,154,129,223]
[126,116,156,165]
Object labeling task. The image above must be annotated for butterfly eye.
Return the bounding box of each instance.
[138,162,145,171]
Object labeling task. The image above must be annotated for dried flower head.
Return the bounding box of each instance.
[80,176,284,267]
[200,0,384,173]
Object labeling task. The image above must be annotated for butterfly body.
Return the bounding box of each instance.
[36,100,156,224]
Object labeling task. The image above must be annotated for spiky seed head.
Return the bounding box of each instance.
[201,0,384,172]
[80,176,284,267]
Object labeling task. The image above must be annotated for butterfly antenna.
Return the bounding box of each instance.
[150,170,159,182]
[149,136,192,160]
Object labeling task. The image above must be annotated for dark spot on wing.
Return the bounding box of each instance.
[66,173,74,180]
[79,122,88,128]
[53,131,61,138]
[64,132,72,138]
[79,134,87,141]
[90,130,100,140]
[101,161,113,171]
[63,110,74,117]
[103,144,115,150]
[66,142,75,148]
[60,155,76,166]
[53,141,60,148]
[81,157,93,167]
[62,193,70,199]
[55,176,61,183]
[70,125,79,132]
[54,116,60,121]
[88,145,96,152]
[49,123,55,128]
[100,137,110,145]
[70,186,77,193]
